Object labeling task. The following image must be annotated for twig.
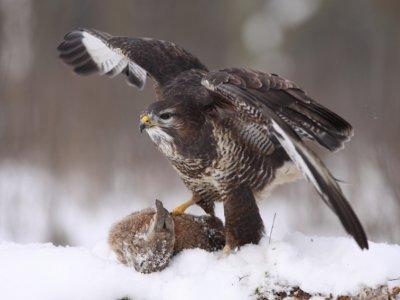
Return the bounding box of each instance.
[268,212,277,244]
[388,277,400,281]
[238,275,249,281]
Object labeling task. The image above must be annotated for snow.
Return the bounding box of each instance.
[1,233,399,300]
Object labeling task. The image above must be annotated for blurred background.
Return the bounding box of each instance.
[1,0,399,247]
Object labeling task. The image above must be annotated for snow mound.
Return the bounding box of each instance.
[1,233,399,300]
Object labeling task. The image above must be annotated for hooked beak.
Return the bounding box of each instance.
[139,114,152,133]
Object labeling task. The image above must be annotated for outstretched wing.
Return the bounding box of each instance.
[203,68,353,152]
[57,28,207,91]
[201,68,368,249]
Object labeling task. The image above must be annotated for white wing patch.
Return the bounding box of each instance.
[127,61,147,87]
[270,120,322,194]
[81,31,125,75]
[81,31,147,87]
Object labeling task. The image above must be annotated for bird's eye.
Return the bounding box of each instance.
[159,113,171,120]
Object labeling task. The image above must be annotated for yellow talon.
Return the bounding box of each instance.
[171,198,195,216]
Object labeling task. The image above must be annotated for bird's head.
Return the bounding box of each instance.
[139,99,207,153]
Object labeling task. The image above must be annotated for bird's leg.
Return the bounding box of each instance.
[223,186,264,254]
[171,198,195,216]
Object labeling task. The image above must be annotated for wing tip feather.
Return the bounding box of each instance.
[270,108,368,250]
[57,28,148,89]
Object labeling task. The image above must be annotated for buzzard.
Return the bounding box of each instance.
[58,29,368,252]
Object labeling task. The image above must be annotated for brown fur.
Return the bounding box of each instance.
[108,204,225,274]
[173,214,225,253]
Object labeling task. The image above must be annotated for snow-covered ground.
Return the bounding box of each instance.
[1,163,400,299]
[1,233,399,300]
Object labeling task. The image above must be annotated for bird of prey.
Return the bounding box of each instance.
[58,28,368,252]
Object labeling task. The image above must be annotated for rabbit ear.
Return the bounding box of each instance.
[155,199,169,216]
[153,199,172,231]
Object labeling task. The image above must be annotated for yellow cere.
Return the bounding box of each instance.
[141,115,150,124]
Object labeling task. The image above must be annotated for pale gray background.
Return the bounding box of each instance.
[1,0,399,246]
